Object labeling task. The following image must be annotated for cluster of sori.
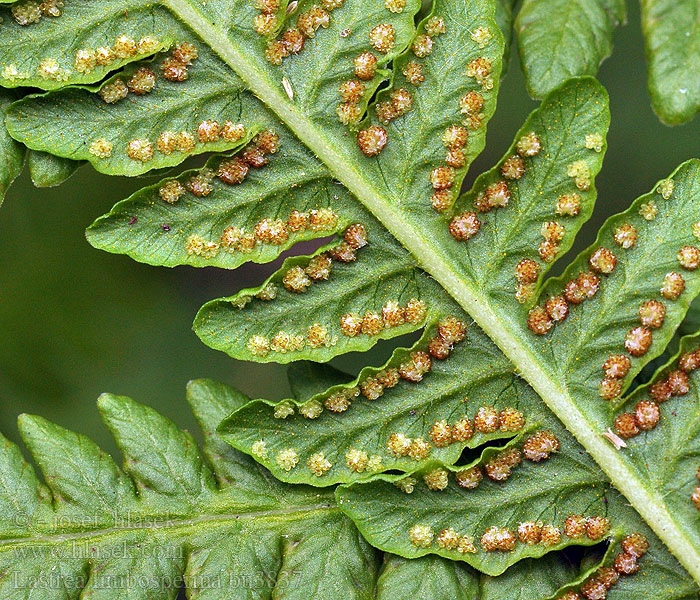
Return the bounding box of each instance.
[408,523,479,554]
[692,466,700,511]
[10,0,62,26]
[272,445,385,477]
[97,66,155,104]
[242,224,369,357]
[280,222,365,290]
[327,319,467,416]
[336,77,367,125]
[528,183,700,434]
[359,16,447,132]
[528,207,696,346]
[603,249,697,402]
[223,208,341,265]
[259,0,350,65]
[449,429,559,493]
[339,297,427,339]
[158,40,199,82]
[251,436,380,478]
[75,35,162,78]
[426,406,525,451]
[526,246,614,336]
[222,216,359,310]
[466,27,495,83]
[318,335,439,415]
[250,428,388,478]
[5,32,160,83]
[513,135,601,305]
[373,87,413,124]
[429,124,468,213]
[407,512,609,555]
[512,134,601,305]
[159,129,268,202]
[341,50,378,122]
[393,430,558,498]
[96,42,198,104]
[557,533,649,600]
[613,347,698,439]
[385,428,432,462]
[248,322,332,358]
[354,15,448,158]
[480,514,610,553]
[448,131,541,243]
[335,7,409,126]
[425,315,467,359]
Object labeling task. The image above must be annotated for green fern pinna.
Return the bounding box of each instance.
[1,0,700,597]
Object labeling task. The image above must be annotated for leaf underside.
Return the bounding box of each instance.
[0,379,696,599]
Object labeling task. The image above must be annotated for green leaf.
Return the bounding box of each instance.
[375,553,576,600]
[27,150,82,187]
[4,0,700,587]
[336,417,610,575]
[0,1,172,90]
[0,380,385,599]
[87,127,354,268]
[641,0,700,124]
[543,161,700,406]
[6,48,261,176]
[0,379,644,599]
[516,0,625,98]
[219,323,542,485]
[495,0,514,73]
[608,331,700,554]
[0,89,24,204]
[193,218,440,363]
[339,459,698,595]
[449,76,609,294]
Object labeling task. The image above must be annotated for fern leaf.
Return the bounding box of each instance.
[0,381,383,599]
[0,2,172,90]
[0,381,649,599]
[641,0,700,124]
[609,331,700,551]
[27,151,81,187]
[6,43,261,176]
[0,90,24,205]
[88,128,353,268]
[219,325,541,484]
[3,0,700,587]
[376,553,577,599]
[515,0,625,98]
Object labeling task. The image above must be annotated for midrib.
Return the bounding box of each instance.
[164,0,700,583]
[0,502,336,549]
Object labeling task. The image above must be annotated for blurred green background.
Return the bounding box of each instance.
[2,2,700,455]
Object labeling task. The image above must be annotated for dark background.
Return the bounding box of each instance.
[1,2,699,455]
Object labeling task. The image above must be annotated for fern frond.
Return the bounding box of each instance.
[2,0,700,589]
[0,381,380,599]
[641,0,700,124]
[515,0,625,98]
[0,381,669,599]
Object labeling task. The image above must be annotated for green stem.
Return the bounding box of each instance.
[0,503,336,548]
[164,0,700,583]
